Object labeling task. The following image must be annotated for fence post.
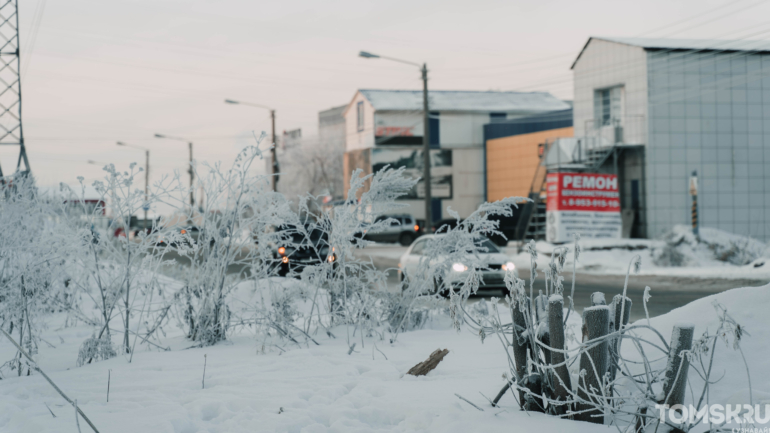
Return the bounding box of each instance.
[661,324,694,412]
[575,305,610,423]
[548,295,571,415]
[511,297,530,406]
[608,295,632,384]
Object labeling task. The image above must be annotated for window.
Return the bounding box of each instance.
[410,240,426,255]
[594,86,623,127]
[356,101,364,132]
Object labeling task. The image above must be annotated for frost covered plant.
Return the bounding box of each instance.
[168,139,297,346]
[291,166,418,349]
[0,175,75,376]
[76,333,117,367]
[391,196,524,338]
[465,236,755,433]
[59,162,174,361]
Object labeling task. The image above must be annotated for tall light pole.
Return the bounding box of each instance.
[359,51,432,232]
[116,141,150,231]
[154,134,194,207]
[224,99,278,192]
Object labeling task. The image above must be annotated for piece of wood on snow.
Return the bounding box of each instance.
[407,349,449,376]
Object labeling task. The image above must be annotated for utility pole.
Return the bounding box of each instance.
[144,149,150,231]
[421,63,432,233]
[224,99,279,191]
[188,141,194,207]
[154,134,194,209]
[0,0,30,179]
[358,52,432,232]
[271,109,278,192]
[116,142,150,230]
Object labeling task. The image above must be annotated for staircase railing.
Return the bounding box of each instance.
[515,140,553,241]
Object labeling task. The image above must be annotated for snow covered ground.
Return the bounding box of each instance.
[2,275,769,432]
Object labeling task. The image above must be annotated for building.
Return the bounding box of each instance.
[343,89,570,223]
[570,37,770,241]
[484,109,574,202]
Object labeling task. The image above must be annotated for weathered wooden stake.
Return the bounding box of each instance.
[575,305,610,423]
[507,296,531,407]
[548,295,571,415]
[608,295,632,383]
[661,323,694,411]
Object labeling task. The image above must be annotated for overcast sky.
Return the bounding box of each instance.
[10,0,770,188]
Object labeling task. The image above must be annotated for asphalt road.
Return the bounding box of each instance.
[155,243,768,323]
[356,245,769,322]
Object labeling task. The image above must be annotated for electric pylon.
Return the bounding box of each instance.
[0,0,30,178]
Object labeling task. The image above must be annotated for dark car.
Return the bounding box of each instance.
[364,214,421,246]
[273,227,334,277]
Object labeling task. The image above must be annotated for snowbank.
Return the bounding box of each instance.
[512,225,770,281]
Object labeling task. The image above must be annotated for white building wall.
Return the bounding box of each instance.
[573,39,648,142]
[344,92,375,152]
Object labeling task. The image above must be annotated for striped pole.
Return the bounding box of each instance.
[689,171,698,236]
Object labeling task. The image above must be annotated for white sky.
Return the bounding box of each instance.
[11,0,770,188]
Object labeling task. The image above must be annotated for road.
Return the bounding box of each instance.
[155,243,767,323]
[355,245,769,322]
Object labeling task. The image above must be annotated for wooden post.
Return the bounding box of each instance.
[511,297,530,406]
[661,324,694,411]
[575,305,610,423]
[548,295,571,415]
[608,295,632,383]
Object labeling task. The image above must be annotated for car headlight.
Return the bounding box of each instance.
[452,263,467,272]
[502,262,515,271]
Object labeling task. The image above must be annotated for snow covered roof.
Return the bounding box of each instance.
[353,89,570,113]
[571,36,770,69]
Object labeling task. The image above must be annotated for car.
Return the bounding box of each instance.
[272,226,334,277]
[398,234,517,295]
[364,214,420,246]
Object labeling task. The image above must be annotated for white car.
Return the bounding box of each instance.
[398,234,517,294]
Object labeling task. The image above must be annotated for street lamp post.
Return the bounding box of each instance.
[116,141,150,231]
[359,51,432,232]
[154,134,194,207]
[224,99,278,192]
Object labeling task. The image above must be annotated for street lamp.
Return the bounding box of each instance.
[154,133,194,207]
[116,141,150,231]
[359,51,432,232]
[224,99,278,192]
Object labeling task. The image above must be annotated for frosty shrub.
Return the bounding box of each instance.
[467,236,754,432]
[389,197,523,340]
[653,225,766,267]
[287,166,418,349]
[59,162,176,362]
[166,140,297,346]
[76,333,117,367]
[0,175,75,376]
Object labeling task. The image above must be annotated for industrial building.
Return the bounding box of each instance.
[342,89,570,223]
[481,37,770,243]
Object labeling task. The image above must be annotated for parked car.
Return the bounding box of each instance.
[398,234,516,295]
[272,226,334,277]
[364,214,420,246]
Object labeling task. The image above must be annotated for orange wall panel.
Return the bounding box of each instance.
[486,127,573,202]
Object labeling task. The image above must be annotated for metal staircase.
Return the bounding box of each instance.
[515,151,549,242]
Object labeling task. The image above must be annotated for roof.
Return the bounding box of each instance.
[351,89,570,113]
[571,36,770,69]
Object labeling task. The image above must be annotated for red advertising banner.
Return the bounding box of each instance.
[546,173,620,212]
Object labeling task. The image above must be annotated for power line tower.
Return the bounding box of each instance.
[0,0,29,178]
